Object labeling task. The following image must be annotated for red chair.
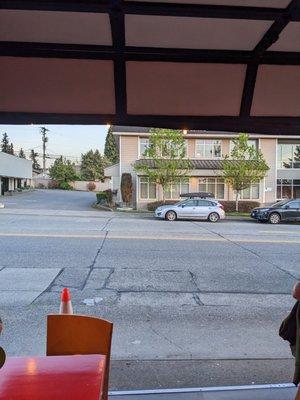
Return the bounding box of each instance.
[47,314,113,400]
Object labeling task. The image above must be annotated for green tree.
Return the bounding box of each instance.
[19,148,26,159]
[8,143,14,155]
[1,133,10,153]
[49,156,78,184]
[134,128,191,202]
[222,133,269,212]
[104,126,119,164]
[81,149,108,181]
[30,149,41,171]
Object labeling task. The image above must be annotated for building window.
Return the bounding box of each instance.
[139,138,150,158]
[164,178,190,200]
[195,140,221,159]
[229,139,258,151]
[161,140,188,158]
[241,183,260,200]
[139,177,157,200]
[198,177,225,199]
[277,179,300,199]
[277,143,300,169]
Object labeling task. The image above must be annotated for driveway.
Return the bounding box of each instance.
[1,189,96,211]
[0,189,299,390]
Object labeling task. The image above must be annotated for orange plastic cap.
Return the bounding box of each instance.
[61,288,71,302]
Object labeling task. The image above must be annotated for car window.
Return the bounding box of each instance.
[286,200,300,208]
[198,200,214,207]
[183,200,198,207]
[271,200,289,208]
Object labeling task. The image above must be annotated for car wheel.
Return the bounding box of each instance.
[208,212,220,223]
[269,212,281,224]
[165,211,177,221]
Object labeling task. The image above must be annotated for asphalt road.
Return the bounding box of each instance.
[0,190,299,390]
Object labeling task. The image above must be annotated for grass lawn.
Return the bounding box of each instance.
[226,212,250,217]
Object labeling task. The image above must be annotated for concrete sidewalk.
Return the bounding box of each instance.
[110,384,296,400]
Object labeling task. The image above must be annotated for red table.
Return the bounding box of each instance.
[0,354,106,400]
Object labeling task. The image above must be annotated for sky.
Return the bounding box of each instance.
[0,124,109,165]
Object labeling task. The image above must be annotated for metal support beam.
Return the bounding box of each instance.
[0,113,300,135]
[1,43,300,65]
[239,0,300,117]
[109,0,127,118]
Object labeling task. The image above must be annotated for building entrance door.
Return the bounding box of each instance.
[1,178,9,195]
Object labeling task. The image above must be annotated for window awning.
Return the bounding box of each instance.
[134,158,257,169]
[0,0,300,134]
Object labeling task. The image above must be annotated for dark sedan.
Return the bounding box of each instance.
[251,199,300,224]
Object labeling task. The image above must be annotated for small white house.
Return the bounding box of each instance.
[0,152,32,195]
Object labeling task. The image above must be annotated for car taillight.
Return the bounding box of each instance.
[219,204,224,210]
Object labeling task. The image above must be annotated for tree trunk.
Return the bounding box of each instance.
[161,184,165,203]
[235,191,239,212]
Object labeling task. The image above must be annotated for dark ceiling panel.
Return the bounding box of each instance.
[0,0,299,134]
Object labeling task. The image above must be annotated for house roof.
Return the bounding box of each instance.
[112,126,151,134]
[0,1,300,134]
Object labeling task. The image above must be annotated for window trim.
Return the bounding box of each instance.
[195,139,222,159]
[198,177,225,200]
[277,143,300,170]
[277,178,300,200]
[164,178,190,200]
[138,137,150,159]
[240,182,260,200]
[139,177,157,200]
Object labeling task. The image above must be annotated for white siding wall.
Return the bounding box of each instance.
[0,152,32,179]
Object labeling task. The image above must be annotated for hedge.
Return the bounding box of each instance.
[219,201,260,212]
[96,189,114,205]
[147,200,178,211]
[147,200,260,213]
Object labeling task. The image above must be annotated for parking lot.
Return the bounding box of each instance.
[0,190,299,389]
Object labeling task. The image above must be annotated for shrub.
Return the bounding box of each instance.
[48,180,59,189]
[87,182,96,191]
[219,201,260,213]
[96,189,114,206]
[37,183,45,189]
[58,181,73,190]
[121,173,133,205]
[147,200,178,212]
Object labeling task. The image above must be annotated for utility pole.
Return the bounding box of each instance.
[40,127,49,177]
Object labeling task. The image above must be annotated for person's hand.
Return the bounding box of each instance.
[292,282,300,300]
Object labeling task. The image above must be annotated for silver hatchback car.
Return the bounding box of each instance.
[155,197,225,222]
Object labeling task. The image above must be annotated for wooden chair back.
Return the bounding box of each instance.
[47,314,113,400]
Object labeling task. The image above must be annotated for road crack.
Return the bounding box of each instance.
[82,231,108,289]
[190,221,298,281]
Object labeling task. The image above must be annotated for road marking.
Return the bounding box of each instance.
[260,230,300,234]
[0,232,300,244]
[108,234,300,244]
[0,233,105,238]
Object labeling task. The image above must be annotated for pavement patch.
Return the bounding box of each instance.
[0,291,41,306]
[198,293,294,308]
[50,268,90,290]
[0,268,60,291]
[107,269,197,292]
[118,292,198,307]
[34,288,118,306]
[85,269,113,289]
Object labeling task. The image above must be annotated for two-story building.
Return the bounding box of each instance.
[105,126,300,210]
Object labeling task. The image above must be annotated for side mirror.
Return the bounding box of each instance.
[284,205,290,209]
[181,205,185,208]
